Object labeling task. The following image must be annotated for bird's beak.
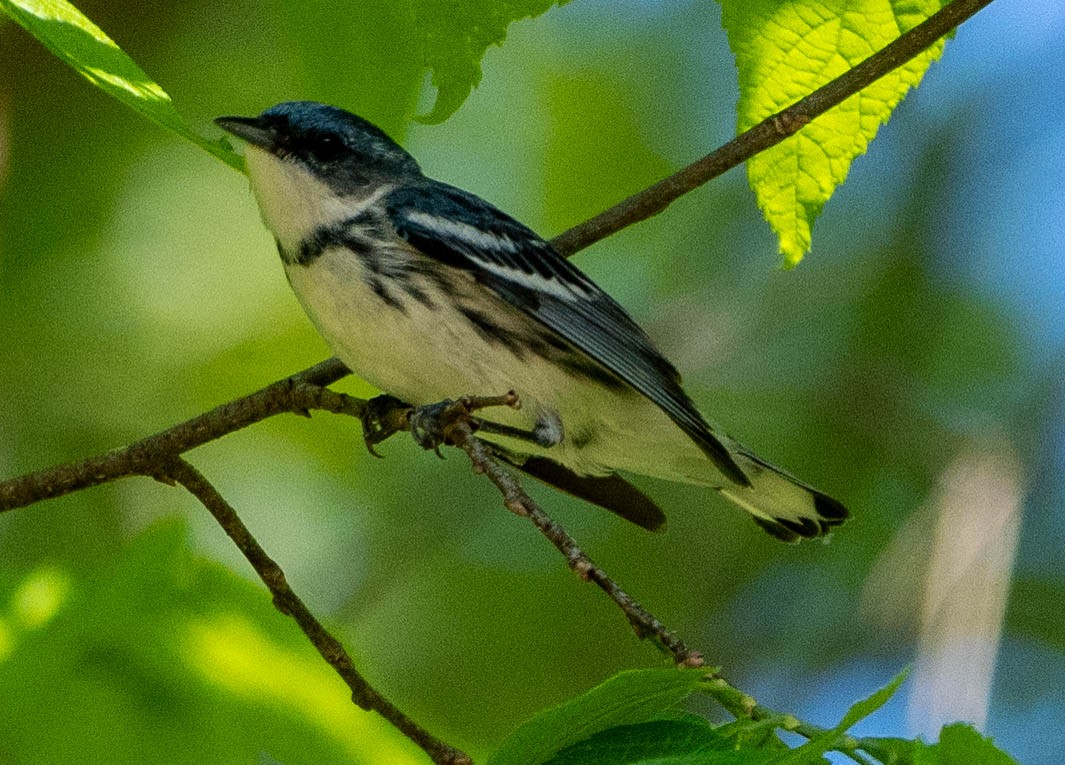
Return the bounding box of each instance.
[214,116,278,152]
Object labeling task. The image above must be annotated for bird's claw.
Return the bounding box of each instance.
[408,391,521,453]
[359,394,412,457]
[409,399,463,453]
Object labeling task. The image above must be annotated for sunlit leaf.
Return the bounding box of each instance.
[720,0,949,266]
[0,0,242,169]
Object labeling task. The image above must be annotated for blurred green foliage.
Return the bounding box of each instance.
[0,0,1056,763]
[0,522,423,763]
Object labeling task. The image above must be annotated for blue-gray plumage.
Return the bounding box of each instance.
[215,101,848,541]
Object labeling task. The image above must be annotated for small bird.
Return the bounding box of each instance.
[216,101,848,541]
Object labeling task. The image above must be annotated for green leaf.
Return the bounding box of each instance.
[720,0,949,266]
[543,718,731,765]
[768,669,909,764]
[488,668,713,765]
[914,723,1020,765]
[408,0,573,123]
[0,0,242,169]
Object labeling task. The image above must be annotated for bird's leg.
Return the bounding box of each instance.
[473,409,563,448]
[366,390,552,456]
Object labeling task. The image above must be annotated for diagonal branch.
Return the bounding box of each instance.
[438,408,904,763]
[549,0,994,257]
[0,358,352,512]
[455,428,703,667]
[162,456,470,765]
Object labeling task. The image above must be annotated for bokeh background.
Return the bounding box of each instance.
[1,1,1062,762]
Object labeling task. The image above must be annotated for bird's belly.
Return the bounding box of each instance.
[284,249,714,482]
[285,250,497,404]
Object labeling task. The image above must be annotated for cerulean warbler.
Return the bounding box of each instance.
[215,101,848,541]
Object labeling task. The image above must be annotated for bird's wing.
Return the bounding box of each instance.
[386,181,749,487]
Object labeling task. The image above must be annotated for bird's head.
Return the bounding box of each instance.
[215,101,419,248]
[216,101,420,191]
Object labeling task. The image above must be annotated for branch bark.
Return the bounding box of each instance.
[453,428,703,667]
[0,0,991,513]
[0,358,352,512]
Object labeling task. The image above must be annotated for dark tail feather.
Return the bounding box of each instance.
[721,449,850,543]
[491,446,666,531]
[749,491,848,542]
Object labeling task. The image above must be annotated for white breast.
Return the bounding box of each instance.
[285,249,491,405]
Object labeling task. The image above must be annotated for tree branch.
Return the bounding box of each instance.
[453,425,703,667]
[161,456,470,765]
[0,358,352,512]
[2,0,991,512]
[431,405,903,763]
[548,0,994,257]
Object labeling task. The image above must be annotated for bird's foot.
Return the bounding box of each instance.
[359,394,413,457]
[409,391,521,456]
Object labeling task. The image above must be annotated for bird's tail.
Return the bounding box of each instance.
[717,449,849,542]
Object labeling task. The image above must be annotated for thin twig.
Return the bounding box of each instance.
[444,422,890,764]
[704,681,887,763]
[162,457,470,765]
[440,405,897,762]
[449,424,703,667]
[548,0,994,257]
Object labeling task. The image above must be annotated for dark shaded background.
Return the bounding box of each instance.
[1,1,1061,762]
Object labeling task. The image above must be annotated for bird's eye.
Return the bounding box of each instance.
[309,134,343,162]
